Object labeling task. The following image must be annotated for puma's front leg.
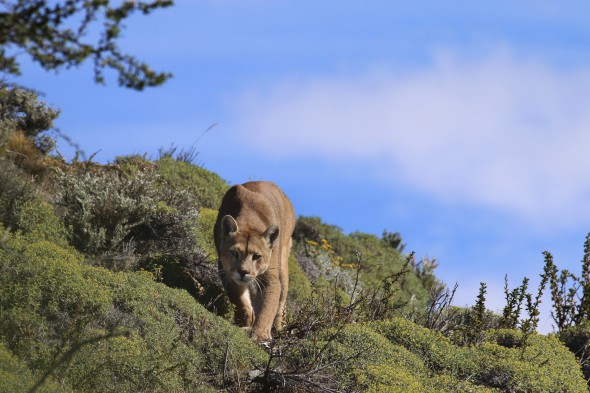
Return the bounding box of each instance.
[229,284,254,327]
[251,277,281,341]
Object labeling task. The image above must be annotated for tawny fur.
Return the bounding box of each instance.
[214,181,295,341]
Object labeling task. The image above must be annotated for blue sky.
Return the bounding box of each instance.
[12,0,590,331]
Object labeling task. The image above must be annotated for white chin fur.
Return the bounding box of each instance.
[232,271,253,285]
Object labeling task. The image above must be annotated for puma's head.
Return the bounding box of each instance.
[219,215,280,286]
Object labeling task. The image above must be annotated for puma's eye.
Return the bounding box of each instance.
[252,254,261,261]
[230,250,240,259]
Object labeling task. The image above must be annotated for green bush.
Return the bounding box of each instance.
[195,207,218,257]
[0,158,69,250]
[330,323,430,390]
[560,322,590,385]
[293,216,434,312]
[287,253,313,306]
[13,198,68,247]
[370,318,461,374]
[155,157,229,210]
[354,363,429,393]
[0,159,35,229]
[0,229,267,392]
[55,164,235,317]
[56,167,199,259]
[114,154,156,176]
[287,323,495,393]
[0,343,71,393]
[0,84,59,141]
[371,319,587,392]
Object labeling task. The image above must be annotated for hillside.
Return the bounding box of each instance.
[1,86,590,392]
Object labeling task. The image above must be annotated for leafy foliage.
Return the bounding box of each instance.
[287,253,313,306]
[371,319,587,392]
[195,207,218,257]
[0,0,173,90]
[0,343,71,393]
[56,166,198,259]
[293,216,439,312]
[547,235,590,331]
[542,234,590,385]
[260,240,588,392]
[260,306,586,393]
[560,322,590,386]
[0,226,266,392]
[115,155,229,210]
[0,83,63,175]
[0,82,59,139]
[461,282,491,346]
[473,234,590,389]
[54,163,233,318]
[0,159,35,229]
[155,156,229,210]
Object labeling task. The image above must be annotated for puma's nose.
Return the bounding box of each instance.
[238,269,250,278]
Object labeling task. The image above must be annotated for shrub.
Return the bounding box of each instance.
[354,363,430,393]
[0,84,60,140]
[0,235,113,375]
[266,321,496,393]
[56,167,199,259]
[155,156,229,210]
[114,154,156,175]
[450,282,502,347]
[480,330,586,392]
[0,85,61,177]
[370,318,459,373]
[0,158,68,249]
[0,343,71,393]
[56,165,209,288]
[13,198,69,247]
[544,235,590,331]
[330,323,430,390]
[252,321,419,392]
[300,238,359,294]
[371,319,587,392]
[559,322,590,385]
[287,253,313,306]
[406,283,467,338]
[55,163,235,317]
[0,159,35,229]
[5,131,52,175]
[195,207,218,257]
[293,216,434,312]
[0,229,267,392]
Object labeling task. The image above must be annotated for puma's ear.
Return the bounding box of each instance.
[263,225,280,248]
[221,215,239,237]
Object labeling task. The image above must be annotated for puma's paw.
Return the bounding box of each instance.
[250,329,272,343]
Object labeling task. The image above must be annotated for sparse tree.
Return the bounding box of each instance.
[0,0,173,90]
[0,81,59,138]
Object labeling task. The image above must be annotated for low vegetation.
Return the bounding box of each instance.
[1,84,590,391]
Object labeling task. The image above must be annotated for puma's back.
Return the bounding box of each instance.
[214,181,295,341]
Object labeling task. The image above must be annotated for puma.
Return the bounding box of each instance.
[214,181,295,341]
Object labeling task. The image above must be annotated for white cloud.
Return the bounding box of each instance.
[231,49,590,227]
